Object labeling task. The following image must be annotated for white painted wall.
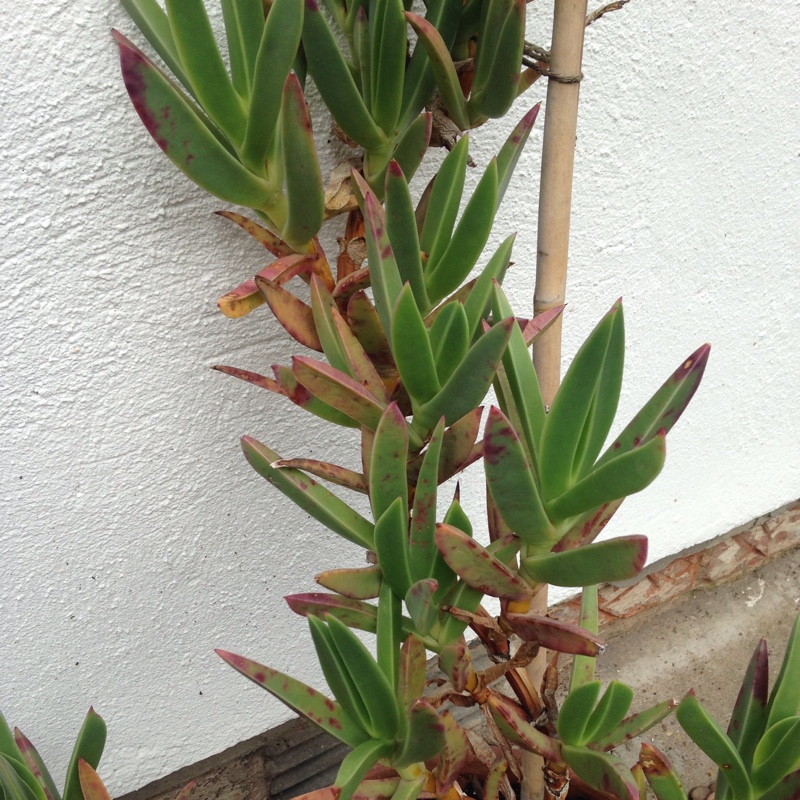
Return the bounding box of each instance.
[2,0,798,794]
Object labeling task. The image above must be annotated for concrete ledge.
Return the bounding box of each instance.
[119,501,800,800]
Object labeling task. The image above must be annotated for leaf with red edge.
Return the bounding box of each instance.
[256,274,322,351]
[215,211,295,258]
[285,593,379,633]
[434,711,471,794]
[216,649,369,746]
[503,612,605,657]
[292,356,388,432]
[397,635,428,718]
[521,535,648,588]
[12,730,58,800]
[393,701,446,768]
[590,699,677,752]
[485,694,562,762]
[273,459,367,493]
[315,566,382,600]
[435,523,532,601]
[213,365,283,394]
[272,365,361,428]
[639,742,685,800]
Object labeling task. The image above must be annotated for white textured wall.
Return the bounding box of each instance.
[2,0,798,794]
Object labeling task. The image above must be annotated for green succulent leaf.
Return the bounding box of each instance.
[676,691,753,800]
[272,364,361,428]
[590,698,677,752]
[370,0,407,134]
[392,285,440,405]
[12,731,59,800]
[115,33,282,213]
[398,635,428,720]
[570,585,599,689]
[521,535,648,588]
[538,300,622,502]
[315,566,383,600]
[280,73,324,248]
[424,160,499,305]
[165,0,247,143]
[242,436,374,548]
[390,113,433,186]
[428,303,469,387]
[335,739,395,800]
[375,498,414,598]
[485,694,562,762]
[483,406,555,549]
[435,523,532,601]
[303,0,386,151]
[220,0,264,99]
[767,613,800,729]
[403,13,469,130]
[369,403,409,519]
[285,593,379,633]
[376,581,402,699]
[414,317,513,431]
[463,236,515,340]
[639,742,686,800]
[495,105,540,204]
[0,755,38,800]
[405,579,439,636]
[752,717,800,794]
[583,681,635,745]
[393,701,446,768]
[561,745,639,800]
[557,681,602,746]
[62,710,106,800]
[121,0,193,92]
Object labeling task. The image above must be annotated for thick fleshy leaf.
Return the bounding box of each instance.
[335,740,395,800]
[429,303,469,386]
[483,406,555,548]
[553,500,622,552]
[598,343,711,467]
[281,73,325,247]
[316,566,382,599]
[590,699,677,752]
[369,0,406,134]
[293,356,388,431]
[62,710,106,800]
[437,638,472,692]
[639,742,685,800]
[0,755,37,800]
[369,403,409,519]
[375,498,413,597]
[483,760,507,800]
[215,210,296,258]
[538,301,622,502]
[437,407,483,483]
[767,613,800,729]
[433,712,470,794]
[326,616,400,740]
[302,0,386,151]
[242,436,374,548]
[495,105,540,205]
[393,701,446,768]
[403,13,469,130]
[386,777,424,800]
[424,160,499,304]
[752,717,800,794]
[676,691,753,800]
[347,292,394,377]
[392,286,440,405]
[724,637,768,789]
[0,715,22,763]
[435,523,532,601]
[390,113,432,185]
[561,745,639,800]
[385,163,428,310]
[286,593,379,633]
[376,580,402,698]
[272,364,361,427]
[758,769,800,800]
[12,732,59,800]
[583,681,635,745]
[503,612,604,657]
[121,0,193,92]
[521,536,648,588]
[398,634,427,720]
[405,579,439,636]
[241,0,303,172]
[408,420,444,584]
[256,276,322,351]
[165,0,247,142]
[485,694,562,762]
[360,188,405,337]
[115,33,278,211]
[273,458,367,493]
[221,0,263,98]
[414,318,513,431]
[418,136,469,264]
[557,681,602,746]
[545,434,666,523]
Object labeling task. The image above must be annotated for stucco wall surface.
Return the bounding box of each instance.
[2,0,798,794]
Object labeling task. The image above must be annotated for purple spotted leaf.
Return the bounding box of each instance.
[503,612,605,657]
[273,459,367,494]
[485,693,562,762]
[216,649,369,747]
[315,566,382,600]
[285,593,379,634]
[393,701,446,768]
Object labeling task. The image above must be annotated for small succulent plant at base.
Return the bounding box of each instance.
[106,1,798,800]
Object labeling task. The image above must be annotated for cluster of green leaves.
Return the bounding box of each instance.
[0,708,105,800]
[112,3,729,800]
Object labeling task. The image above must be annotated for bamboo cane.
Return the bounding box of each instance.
[523,3,587,799]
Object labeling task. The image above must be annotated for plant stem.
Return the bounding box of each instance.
[525,2,587,799]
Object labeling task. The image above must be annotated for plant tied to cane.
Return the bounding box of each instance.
[112,1,731,799]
